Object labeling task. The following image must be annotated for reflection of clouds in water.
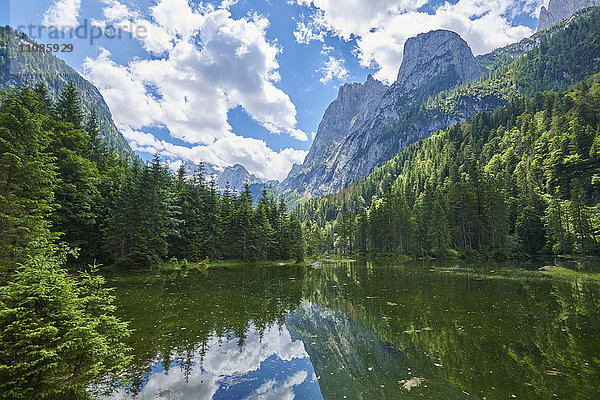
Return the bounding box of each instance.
[203,323,307,376]
[107,366,220,400]
[248,370,309,400]
[106,324,310,400]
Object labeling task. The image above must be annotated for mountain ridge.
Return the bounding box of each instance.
[281,29,484,200]
[281,7,600,203]
[538,0,600,31]
[182,161,263,192]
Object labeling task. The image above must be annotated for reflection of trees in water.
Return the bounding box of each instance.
[110,267,306,396]
[305,262,600,399]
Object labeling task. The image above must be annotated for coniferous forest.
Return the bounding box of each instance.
[0,83,305,270]
[0,83,304,398]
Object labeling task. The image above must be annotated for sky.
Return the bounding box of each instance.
[6,0,549,181]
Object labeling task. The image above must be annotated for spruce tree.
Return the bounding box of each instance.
[55,81,83,129]
[0,88,57,264]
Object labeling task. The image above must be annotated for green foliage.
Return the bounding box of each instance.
[0,244,131,399]
[0,86,58,265]
[0,80,306,269]
[55,82,83,129]
[299,73,600,257]
[339,7,600,179]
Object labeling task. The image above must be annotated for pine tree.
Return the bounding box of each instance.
[85,110,105,164]
[48,105,100,254]
[0,248,131,398]
[289,212,304,262]
[130,155,170,266]
[235,184,254,260]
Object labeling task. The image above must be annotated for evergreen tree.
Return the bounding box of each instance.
[0,87,57,264]
[289,213,304,262]
[55,81,83,129]
[0,247,130,399]
[85,110,105,164]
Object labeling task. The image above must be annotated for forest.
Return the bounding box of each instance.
[1,9,600,399]
[298,73,600,257]
[0,83,305,270]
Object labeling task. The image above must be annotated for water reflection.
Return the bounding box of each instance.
[106,262,600,399]
[107,323,321,399]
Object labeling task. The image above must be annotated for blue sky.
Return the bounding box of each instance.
[7,0,546,180]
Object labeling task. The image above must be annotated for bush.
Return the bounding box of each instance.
[0,246,131,399]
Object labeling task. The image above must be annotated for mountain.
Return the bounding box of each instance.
[282,7,600,201]
[538,0,600,31]
[298,71,600,256]
[280,30,483,200]
[0,26,134,157]
[183,161,262,192]
[286,302,469,399]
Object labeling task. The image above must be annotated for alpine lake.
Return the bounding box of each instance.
[101,259,600,400]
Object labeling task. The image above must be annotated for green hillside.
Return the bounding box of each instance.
[377,6,600,165]
[0,26,134,157]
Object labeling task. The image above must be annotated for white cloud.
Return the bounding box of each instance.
[97,0,137,22]
[319,56,348,84]
[295,0,426,40]
[220,0,239,10]
[248,370,308,400]
[293,11,328,44]
[295,0,549,83]
[122,129,307,181]
[84,0,309,179]
[85,2,305,139]
[42,0,82,29]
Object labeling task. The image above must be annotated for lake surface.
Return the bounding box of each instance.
[104,260,600,400]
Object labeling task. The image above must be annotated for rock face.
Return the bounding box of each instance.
[396,30,483,93]
[537,0,600,31]
[280,30,483,199]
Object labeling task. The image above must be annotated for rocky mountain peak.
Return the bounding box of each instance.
[183,161,261,192]
[538,0,600,31]
[338,74,385,102]
[396,29,482,93]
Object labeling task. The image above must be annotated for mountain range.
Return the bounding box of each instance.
[279,2,600,202]
[2,1,599,205]
[182,161,262,191]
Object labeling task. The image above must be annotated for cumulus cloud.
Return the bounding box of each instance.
[295,0,549,82]
[319,56,348,84]
[83,0,309,180]
[122,129,307,181]
[42,0,82,29]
